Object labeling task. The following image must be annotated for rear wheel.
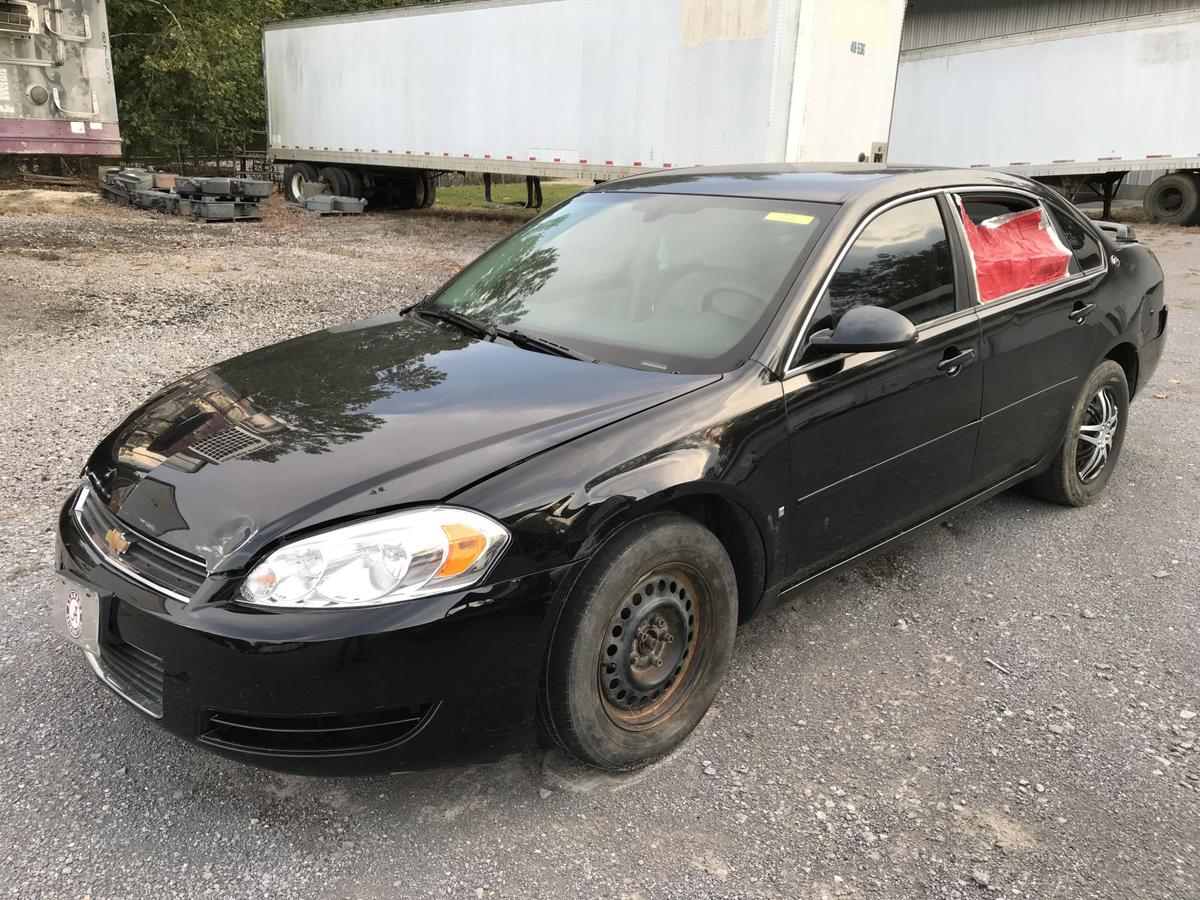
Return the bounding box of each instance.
[419,172,437,208]
[539,513,737,770]
[343,168,365,198]
[391,171,426,210]
[1143,173,1200,225]
[319,166,365,198]
[282,162,319,204]
[1029,360,1130,506]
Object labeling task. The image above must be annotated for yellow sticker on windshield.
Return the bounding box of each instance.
[765,212,814,225]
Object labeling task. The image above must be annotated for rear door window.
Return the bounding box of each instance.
[957,195,1073,302]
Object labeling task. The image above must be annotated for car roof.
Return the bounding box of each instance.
[593,164,1039,205]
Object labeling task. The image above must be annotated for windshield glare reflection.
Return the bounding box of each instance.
[430,191,829,373]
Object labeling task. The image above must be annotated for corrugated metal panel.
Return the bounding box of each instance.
[902,0,1200,50]
[890,14,1200,168]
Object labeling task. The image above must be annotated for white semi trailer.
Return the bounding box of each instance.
[263,0,908,209]
[889,9,1200,224]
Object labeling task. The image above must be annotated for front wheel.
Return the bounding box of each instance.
[539,513,738,770]
[1030,359,1130,506]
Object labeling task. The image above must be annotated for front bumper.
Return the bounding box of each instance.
[55,494,577,774]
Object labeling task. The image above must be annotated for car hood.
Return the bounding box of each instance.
[87,313,716,572]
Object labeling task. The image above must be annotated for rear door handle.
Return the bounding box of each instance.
[937,347,976,376]
[1069,302,1096,323]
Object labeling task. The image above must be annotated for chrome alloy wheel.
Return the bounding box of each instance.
[1076,385,1119,483]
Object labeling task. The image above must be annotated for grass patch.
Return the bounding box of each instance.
[435,180,585,212]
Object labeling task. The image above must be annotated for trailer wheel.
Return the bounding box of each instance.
[410,174,428,209]
[1143,173,1200,225]
[391,171,425,210]
[326,167,364,199]
[342,168,365,199]
[419,172,437,208]
[283,163,320,204]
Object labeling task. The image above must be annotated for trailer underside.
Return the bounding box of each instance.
[267,147,643,182]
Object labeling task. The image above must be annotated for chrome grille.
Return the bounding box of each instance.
[191,427,269,464]
[73,485,207,603]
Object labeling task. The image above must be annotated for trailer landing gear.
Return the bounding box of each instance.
[1041,171,1127,219]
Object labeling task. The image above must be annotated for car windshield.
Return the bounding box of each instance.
[426,190,831,373]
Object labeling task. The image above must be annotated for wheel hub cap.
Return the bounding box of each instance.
[630,613,674,670]
[1076,386,1118,483]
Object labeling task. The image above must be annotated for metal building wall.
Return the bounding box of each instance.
[902,0,1200,50]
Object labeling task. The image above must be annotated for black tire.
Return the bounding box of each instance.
[391,171,424,210]
[1143,173,1200,226]
[319,166,351,197]
[342,168,365,199]
[419,172,437,209]
[1029,360,1130,506]
[282,162,319,204]
[539,513,738,771]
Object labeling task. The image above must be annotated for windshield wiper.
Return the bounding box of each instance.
[414,305,496,340]
[497,328,597,363]
[414,304,594,362]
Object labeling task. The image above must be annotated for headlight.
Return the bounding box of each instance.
[239,507,509,608]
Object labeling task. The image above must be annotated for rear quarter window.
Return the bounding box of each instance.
[1046,205,1105,272]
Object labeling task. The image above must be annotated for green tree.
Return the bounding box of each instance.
[108,0,427,158]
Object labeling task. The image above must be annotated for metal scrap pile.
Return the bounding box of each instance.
[99,168,271,222]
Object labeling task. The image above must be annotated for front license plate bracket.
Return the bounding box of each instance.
[51,576,108,657]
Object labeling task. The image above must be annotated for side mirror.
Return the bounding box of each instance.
[1095,220,1137,244]
[807,305,918,353]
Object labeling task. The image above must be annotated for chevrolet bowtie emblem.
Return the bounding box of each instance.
[105,528,132,556]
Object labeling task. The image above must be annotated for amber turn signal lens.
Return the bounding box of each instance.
[437,524,488,577]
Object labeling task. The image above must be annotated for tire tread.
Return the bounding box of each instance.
[538,513,736,771]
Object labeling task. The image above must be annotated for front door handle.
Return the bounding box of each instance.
[1069,301,1096,323]
[937,347,976,376]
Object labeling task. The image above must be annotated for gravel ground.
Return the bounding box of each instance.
[0,194,1196,900]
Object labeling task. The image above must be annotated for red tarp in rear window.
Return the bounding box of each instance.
[959,201,1072,302]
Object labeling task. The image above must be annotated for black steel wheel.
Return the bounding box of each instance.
[598,567,703,729]
[540,513,737,771]
[1029,359,1130,506]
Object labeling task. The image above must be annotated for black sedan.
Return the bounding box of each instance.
[53,167,1167,772]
